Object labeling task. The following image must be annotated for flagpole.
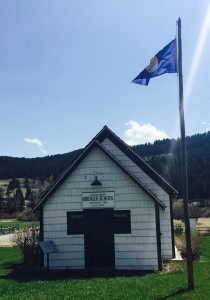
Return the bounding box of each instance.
[177,17,194,290]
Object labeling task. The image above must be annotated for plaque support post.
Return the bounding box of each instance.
[47,253,49,271]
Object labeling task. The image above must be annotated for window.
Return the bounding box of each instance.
[114,210,131,234]
[67,211,84,235]
[67,210,131,235]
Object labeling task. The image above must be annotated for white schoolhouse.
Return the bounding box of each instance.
[34,126,177,270]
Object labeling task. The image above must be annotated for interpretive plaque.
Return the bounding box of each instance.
[39,240,59,253]
[39,240,59,271]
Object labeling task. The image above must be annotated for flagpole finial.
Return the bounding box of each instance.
[177,18,181,27]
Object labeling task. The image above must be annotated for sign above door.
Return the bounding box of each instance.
[82,192,114,209]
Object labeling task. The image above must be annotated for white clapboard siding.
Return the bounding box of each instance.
[101,138,173,259]
[43,145,160,270]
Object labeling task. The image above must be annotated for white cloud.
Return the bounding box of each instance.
[24,138,43,147]
[124,120,168,145]
[24,138,47,155]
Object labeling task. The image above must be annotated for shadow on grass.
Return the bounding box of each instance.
[1,263,152,282]
[158,288,190,299]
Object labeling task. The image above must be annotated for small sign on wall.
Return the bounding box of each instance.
[82,192,114,208]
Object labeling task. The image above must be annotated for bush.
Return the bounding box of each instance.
[175,233,204,261]
[11,226,40,265]
[162,261,182,273]
[16,210,40,222]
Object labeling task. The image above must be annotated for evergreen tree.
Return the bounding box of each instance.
[8,178,20,191]
[0,187,4,211]
[5,193,16,214]
[25,186,32,200]
[6,185,11,200]
[24,177,30,189]
[27,191,38,209]
[14,187,25,212]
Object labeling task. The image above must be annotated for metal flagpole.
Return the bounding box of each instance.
[177,17,194,290]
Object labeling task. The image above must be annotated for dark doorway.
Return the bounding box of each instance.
[84,209,115,269]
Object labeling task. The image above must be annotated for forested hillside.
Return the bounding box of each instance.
[0,149,82,181]
[134,132,210,199]
[0,131,210,199]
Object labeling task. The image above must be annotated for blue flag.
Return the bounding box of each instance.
[132,39,177,86]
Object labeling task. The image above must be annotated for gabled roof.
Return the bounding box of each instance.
[33,126,177,212]
[94,126,177,195]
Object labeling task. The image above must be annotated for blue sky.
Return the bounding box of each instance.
[1,1,210,158]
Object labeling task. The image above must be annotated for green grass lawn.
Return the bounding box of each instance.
[0,237,210,299]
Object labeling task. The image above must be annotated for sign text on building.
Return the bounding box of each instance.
[82,192,114,208]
